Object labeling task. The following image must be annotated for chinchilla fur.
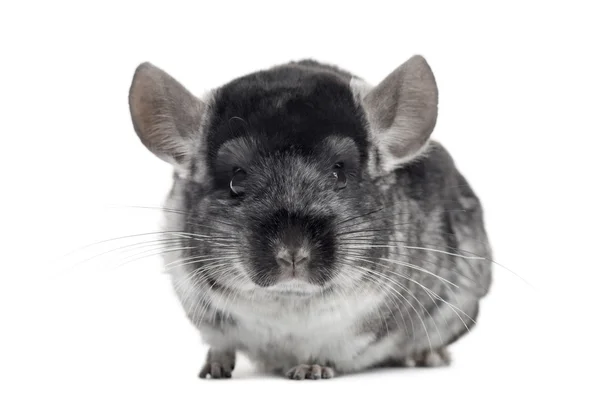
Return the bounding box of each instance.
[127,55,492,380]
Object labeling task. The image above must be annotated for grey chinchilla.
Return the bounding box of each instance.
[127,55,492,380]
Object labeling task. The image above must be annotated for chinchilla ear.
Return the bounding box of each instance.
[361,55,438,174]
[128,62,204,167]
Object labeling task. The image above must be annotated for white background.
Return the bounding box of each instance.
[1,1,598,400]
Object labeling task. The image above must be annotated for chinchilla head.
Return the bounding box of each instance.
[128,56,438,296]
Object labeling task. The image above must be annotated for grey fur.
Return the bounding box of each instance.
[127,55,492,379]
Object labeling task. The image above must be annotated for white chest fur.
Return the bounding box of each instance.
[175,267,383,372]
[236,296,374,364]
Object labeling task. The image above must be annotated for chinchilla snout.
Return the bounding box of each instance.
[246,208,337,287]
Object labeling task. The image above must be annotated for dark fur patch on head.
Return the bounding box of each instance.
[204,62,370,177]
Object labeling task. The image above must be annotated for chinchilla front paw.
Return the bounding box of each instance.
[285,364,335,380]
[199,348,236,379]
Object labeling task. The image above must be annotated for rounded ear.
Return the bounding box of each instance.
[362,55,438,173]
[128,62,204,166]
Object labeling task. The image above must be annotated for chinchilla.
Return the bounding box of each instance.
[127,55,492,380]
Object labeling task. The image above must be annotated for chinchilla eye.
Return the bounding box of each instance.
[230,167,247,197]
[332,162,347,190]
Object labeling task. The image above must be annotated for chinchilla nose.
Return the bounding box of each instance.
[269,212,313,274]
[275,246,311,271]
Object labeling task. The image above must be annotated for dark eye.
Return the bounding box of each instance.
[332,162,347,190]
[230,167,247,197]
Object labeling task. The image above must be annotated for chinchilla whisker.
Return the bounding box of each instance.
[76,234,238,269]
[184,233,238,241]
[176,262,244,311]
[184,239,239,248]
[335,218,388,233]
[165,254,242,270]
[61,238,191,271]
[107,204,242,231]
[337,218,412,232]
[337,211,470,237]
[345,261,449,335]
[95,236,236,259]
[164,256,228,271]
[343,253,459,288]
[344,260,435,339]
[177,271,229,322]
[337,208,468,233]
[362,267,446,349]
[164,255,242,272]
[343,250,480,288]
[174,261,230,287]
[106,204,189,215]
[402,183,474,198]
[339,235,465,246]
[173,262,232,299]
[341,239,488,265]
[171,257,243,274]
[345,261,438,348]
[402,246,485,260]
[341,245,479,282]
[105,204,194,219]
[410,245,528,286]
[340,206,467,227]
[193,271,245,325]
[343,256,475,328]
[358,238,529,287]
[173,269,207,306]
[58,231,188,259]
[365,278,409,338]
[109,240,190,260]
[185,222,241,234]
[338,266,412,337]
[339,270,396,338]
[190,215,242,229]
[113,247,196,269]
[402,244,530,287]
[340,244,398,249]
[336,212,415,232]
[229,271,262,313]
[175,232,236,240]
[212,273,250,324]
[340,239,487,267]
[335,225,415,238]
[60,230,236,260]
[181,265,238,305]
[340,236,528,285]
[336,207,385,227]
[344,251,477,327]
[221,277,248,321]
[177,232,238,241]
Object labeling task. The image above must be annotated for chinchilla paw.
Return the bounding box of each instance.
[285,364,335,380]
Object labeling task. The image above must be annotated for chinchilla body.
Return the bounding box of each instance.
[128,56,492,379]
